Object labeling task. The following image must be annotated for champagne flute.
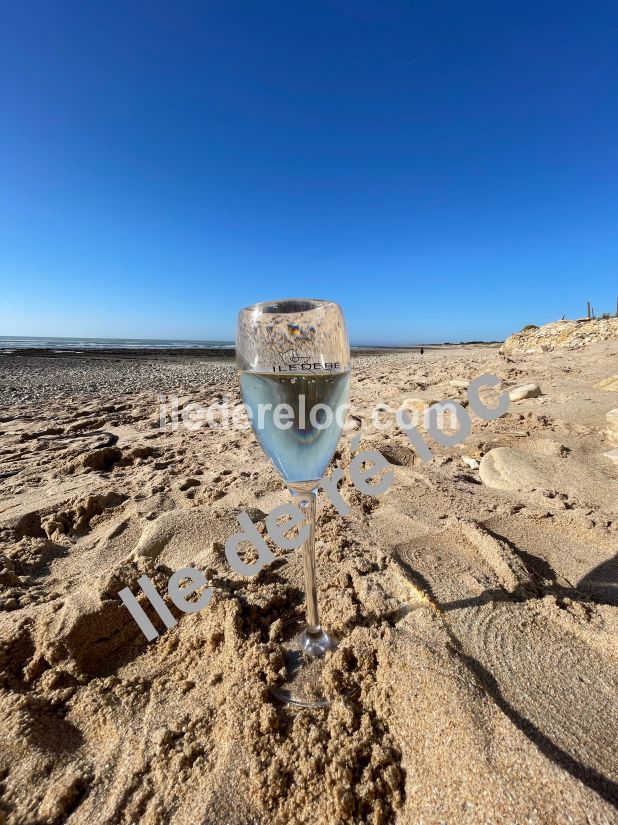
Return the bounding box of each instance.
[236,298,350,707]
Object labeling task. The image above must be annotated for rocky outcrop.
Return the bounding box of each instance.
[502,317,618,355]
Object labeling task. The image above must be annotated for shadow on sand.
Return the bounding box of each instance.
[393,553,618,807]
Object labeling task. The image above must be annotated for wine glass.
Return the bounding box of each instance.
[236,298,350,707]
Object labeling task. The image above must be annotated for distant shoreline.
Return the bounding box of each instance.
[0,342,503,361]
[0,335,504,355]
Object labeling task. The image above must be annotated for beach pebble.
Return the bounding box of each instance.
[479,447,547,491]
[594,375,618,391]
[462,456,479,469]
[606,408,618,432]
[380,444,415,467]
[606,409,618,446]
[449,379,469,389]
[348,414,362,431]
[603,448,618,465]
[403,397,440,413]
[508,383,543,401]
[245,507,267,524]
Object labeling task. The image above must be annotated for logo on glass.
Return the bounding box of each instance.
[272,347,341,373]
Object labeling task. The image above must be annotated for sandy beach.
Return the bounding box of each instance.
[1,319,617,824]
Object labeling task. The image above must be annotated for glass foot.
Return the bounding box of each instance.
[270,617,338,708]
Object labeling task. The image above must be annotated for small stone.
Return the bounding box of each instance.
[508,383,543,401]
[245,507,266,524]
[400,397,440,414]
[380,444,415,466]
[603,449,618,465]
[462,456,479,469]
[449,379,469,389]
[606,409,618,432]
[606,409,618,446]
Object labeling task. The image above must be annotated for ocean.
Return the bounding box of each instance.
[0,336,428,355]
[0,336,235,352]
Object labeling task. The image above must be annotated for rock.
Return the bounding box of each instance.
[603,448,618,465]
[479,447,547,491]
[449,379,469,389]
[606,408,618,446]
[595,375,618,392]
[380,444,416,467]
[245,507,267,523]
[462,456,479,470]
[479,447,618,506]
[403,397,440,413]
[503,317,618,355]
[348,414,362,431]
[508,383,542,401]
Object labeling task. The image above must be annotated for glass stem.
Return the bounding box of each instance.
[299,490,320,634]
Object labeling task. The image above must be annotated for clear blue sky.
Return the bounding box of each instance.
[0,1,616,344]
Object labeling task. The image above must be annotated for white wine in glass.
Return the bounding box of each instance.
[236,298,350,707]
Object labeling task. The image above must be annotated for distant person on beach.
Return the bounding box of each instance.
[420,346,424,355]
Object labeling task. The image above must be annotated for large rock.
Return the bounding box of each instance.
[502,317,618,355]
[606,408,618,446]
[479,447,547,491]
[479,447,618,512]
[508,383,542,401]
[595,376,618,392]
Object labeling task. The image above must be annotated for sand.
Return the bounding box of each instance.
[0,337,617,824]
